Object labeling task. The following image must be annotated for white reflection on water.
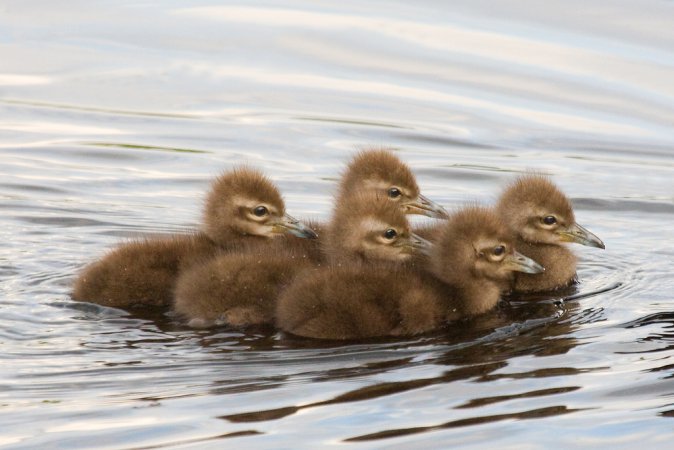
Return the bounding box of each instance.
[0,75,52,86]
[174,62,653,136]
[0,121,124,136]
[175,6,674,91]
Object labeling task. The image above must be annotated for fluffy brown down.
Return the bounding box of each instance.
[496,175,578,292]
[276,206,519,340]
[323,192,412,263]
[71,167,290,308]
[202,167,285,245]
[71,234,218,308]
[173,244,317,327]
[275,264,451,340]
[337,148,419,201]
[172,195,415,328]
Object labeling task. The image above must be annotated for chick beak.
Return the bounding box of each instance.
[397,232,433,256]
[504,251,545,274]
[557,223,605,249]
[404,194,450,219]
[271,214,319,239]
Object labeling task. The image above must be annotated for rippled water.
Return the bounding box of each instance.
[2,1,674,448]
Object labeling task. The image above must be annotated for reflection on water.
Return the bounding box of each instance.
[1,0,674,448]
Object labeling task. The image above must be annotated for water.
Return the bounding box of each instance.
[1,0,674,448]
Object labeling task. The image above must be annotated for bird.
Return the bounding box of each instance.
[71,168,317,309]
[496,174,605,293]
[275,206,544,340]
[276,147,448,263]
[322,192,433,264]
[233,148,448,266]
[172,193,431,328]
[337,148,449,219]
[172,245,315,328]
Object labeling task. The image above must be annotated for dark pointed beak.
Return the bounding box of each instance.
[557,223,605,249]
[404,193,449,219]
[504,251,545,274]
[397,232,434,256]
[410,233,433,256]
[272,214,318,239]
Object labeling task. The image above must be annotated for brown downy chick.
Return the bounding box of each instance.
[278,148,447,263]
[427,207,544,313]
[173,194,430,328]
[496,175,604,293]
[172,245,315,328]
[276,206,543,340]
[201,168,316,244]
[323,192,432,264]
[71,168,317,309]
[338,148,448,219]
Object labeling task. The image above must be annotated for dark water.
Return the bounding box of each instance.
[2,1,674,448]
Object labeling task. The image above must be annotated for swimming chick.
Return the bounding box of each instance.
[322,191,432,264]
[172,193,431,328]
[276,206,543,340]
[71,168,317,309]
[338,148,448,219]
[258,147,447,265]
[496,174,605,293]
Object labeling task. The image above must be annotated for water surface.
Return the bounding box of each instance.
[1,1,674,448]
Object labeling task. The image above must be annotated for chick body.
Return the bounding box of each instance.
[277,207,543,340]
[173,192,428,328]
[72,234,218,308]
[173,244,316,327]
[284,148,448,259]
[496,175,604,293]
[275,265,449,340]
[170,148,442,328]
[72,168,315,308]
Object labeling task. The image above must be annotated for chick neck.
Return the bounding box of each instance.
[512,237,577,292]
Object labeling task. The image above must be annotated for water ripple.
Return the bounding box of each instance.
[344,405,583,442]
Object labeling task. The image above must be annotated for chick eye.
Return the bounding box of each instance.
[388,187,402,198]
[492,245,506,256]
[383,228,398,240]
[253,206,269,217]
[542,216,557,225]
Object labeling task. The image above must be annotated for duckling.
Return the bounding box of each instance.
[323,192,432,264]
[276,206,544,340]
[71,168,317,309]
[496,174,605,293]
[338,148,448,219]
[172,246,314,328]
[258,148,447,265]
[172,193,431,328]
